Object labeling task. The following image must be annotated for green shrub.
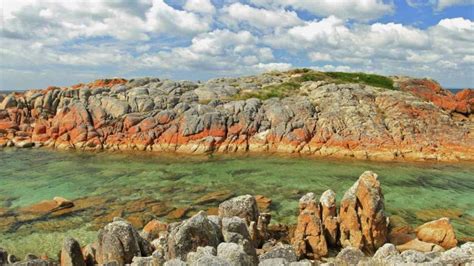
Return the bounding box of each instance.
[325,72,394,90]
[235,81,301,100]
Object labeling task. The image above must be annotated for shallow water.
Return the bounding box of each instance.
[0,148,473,258]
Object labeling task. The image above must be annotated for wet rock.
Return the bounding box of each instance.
[61,237,86,266]
[319,189,338,246]
[25,254,38,261]
[258,243,297,263]
[96,220,146,264]
[339,171,388,253]
[335,247,365,265]
[194,190,234,205]
[373,243,398,259]
[415,217,457,249]
[219,195,259,225]
[291,193,327,259]
[217,242,255,266]
[222,217,251,243]
[53,197,74,209]
[167,211,223,260]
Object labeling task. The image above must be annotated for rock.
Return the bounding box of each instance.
[0,248,7,265]
[142,220,168,241]
[219,195,259,225]
[217,242,255,266]
[319,189,338,246]
[12,259,58,266]
[96,220,146,264]
[131,254,164,266]
[396,238,444,253]
[82,243,97,266]
[254,195,272,212]
[373,243,398,259]
[167,211,223,260]
[190,254,230,266]
[258,244,297,263]
[339,171,388,254]
[186,246,217,264]
[61,237,86,266]
[7,254,18,264]
[54,197,74,209]
[336,247,365,265]
[291,193,327,259]
[25,254,39,261]
[415,217,457,249]
[258,258,288,266]
[194,190,234,204]
[166,207,190,219]
[222,217,251,243]
[400,250,427,263]
[163,258,186,266]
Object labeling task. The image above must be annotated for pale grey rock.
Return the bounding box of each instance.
[400,250,427,263]
[163,258,186,266]
[219,195,259,225]
[222,217,251,243]
[259,258,288,266]
[374,243,398,259]
[259,244,297,263]
[186,246,217,264]
[191,254,231,266]
[217,242,256,266]
[336,247,365,265]
[167,211,223,260]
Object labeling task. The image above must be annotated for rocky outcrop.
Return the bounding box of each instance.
[319,189,338,246]
[1,70,473,162]
[339,171,388,254]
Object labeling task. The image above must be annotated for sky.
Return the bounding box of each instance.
[0,0,473,91]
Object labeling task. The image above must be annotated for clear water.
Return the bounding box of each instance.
[0,148,473,258]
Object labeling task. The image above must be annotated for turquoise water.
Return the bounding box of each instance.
[0,148,473,257]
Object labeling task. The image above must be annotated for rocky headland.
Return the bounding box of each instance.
[1,69,473,161]
[1,171,473,265]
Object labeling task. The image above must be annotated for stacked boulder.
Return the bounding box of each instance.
[292,171,388,258]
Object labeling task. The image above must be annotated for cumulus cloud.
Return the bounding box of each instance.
[221,3,302,30]
[0,0,473,89]
[436,0,474,10]
[250,0,394,21]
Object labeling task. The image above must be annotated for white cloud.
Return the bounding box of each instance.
[184,0,216,14]
[250,0,394,21]
[309,52,332,62]
[221,3,302,30]
[436,0,474,10]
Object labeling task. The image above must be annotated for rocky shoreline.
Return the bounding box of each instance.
[1,171,473,266]
[1,70,473,162]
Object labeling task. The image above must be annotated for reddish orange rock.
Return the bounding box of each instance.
[319,189,338,247]
[291,193,328,259]
[415,217,457,249]
[339,171,388,254]
[142,219,168,241]
[255,195,272,212]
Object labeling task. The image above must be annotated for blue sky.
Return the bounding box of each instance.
[1,0,473,90]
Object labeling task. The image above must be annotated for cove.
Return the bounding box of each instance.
[0,148,473,257]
